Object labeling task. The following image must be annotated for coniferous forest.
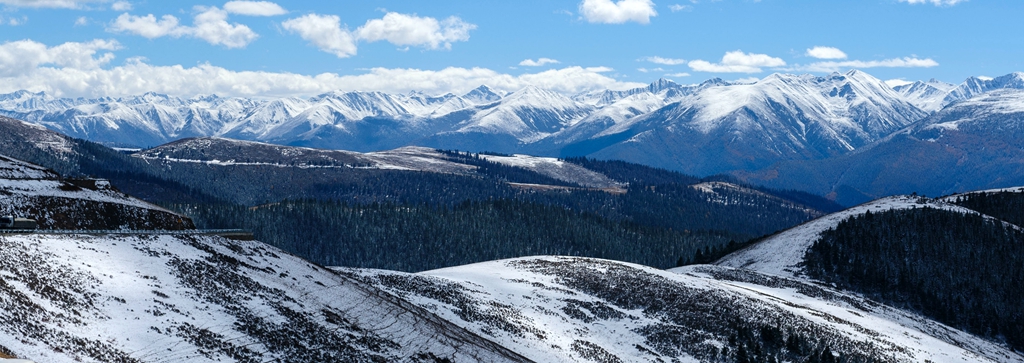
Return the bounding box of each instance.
[171,199,737,272]
[803,207,1024,351]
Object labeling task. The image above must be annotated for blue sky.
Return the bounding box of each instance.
[0,0,1021,98]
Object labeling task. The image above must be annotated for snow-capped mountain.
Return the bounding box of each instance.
[735,87,1024,205]
[568,70,927,175]
[464,86,591,136]
[3,70,1024,178]
[943,72,1024,105]
[893,78,957,112]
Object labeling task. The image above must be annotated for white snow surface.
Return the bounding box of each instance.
[345,256,1023,363]
[0,156,166,212]
[479,153,624,188]
[0,233,528,363]
[715,195,976,278]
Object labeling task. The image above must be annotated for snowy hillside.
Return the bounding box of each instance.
[0,233,529,363]
[715,195,974,278]
[345,256,1023,363]
[0,154,192,230]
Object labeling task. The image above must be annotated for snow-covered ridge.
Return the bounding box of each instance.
[137,137,627,189]
[715,195,976,278]
[345,256,1023,363]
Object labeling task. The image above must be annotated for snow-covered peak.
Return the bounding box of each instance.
[462,85,504,105]
[894,79,957,111]
[944,71,1024,105]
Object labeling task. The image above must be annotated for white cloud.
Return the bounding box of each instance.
[189,6,258,48]
[798,57,939,72]
[108,7,258,48]
[805,46,847,60]
[519,58,560,67]
[7,15,26,25]
[110,1,130,11]
[354,12,476,50]
[223,1,286,16]
[281,13,357,58]
[668,4,691,12]
[641,56,686,65]
[688,50,785,73]
[109,13,184,39]
[665,72,690,77]
[74,16,88,26]
[0,39,644,98]
[0,39,120,77]
[0,0,103,8]
[898,0,966,6]
[578,0,657,24]
[281,12,475,58]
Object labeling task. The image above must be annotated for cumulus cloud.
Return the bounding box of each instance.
[805,46,847,60]
[189,7,258,48]
[281,14,357,58]
[898,0,966,6]
[665,72,690,77]
[110,13,183,38]
[282,12,475,58]
[519,58,560,67]
[0,34,627,98]
[0,39,643,98]
[110,1,130,11]
[688,50,786,73]
[354,12,475,50]
[223,1,286,16]
[74,16,88,26]
[579,0,657,24]
[641,56,686,65]
[108,7,258,48]
[798,57,939,72]
[0,39,120,77]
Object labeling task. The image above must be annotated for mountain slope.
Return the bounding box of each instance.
[0,154,192,230]
[0,233,531,363]
[570,70,927,176]
[737,88,1024,205]
[345,256,1023,363]
[717,188,1024,352]
[716,195,974,277]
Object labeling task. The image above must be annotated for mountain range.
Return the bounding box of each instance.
[4,70,1024,204]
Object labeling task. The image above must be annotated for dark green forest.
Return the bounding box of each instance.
[803,207,1024,351]
[1,123,834,272]
[952,190,1024,228]
[172,199,739,271]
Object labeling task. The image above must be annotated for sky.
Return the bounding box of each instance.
[0,0,1022,99]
